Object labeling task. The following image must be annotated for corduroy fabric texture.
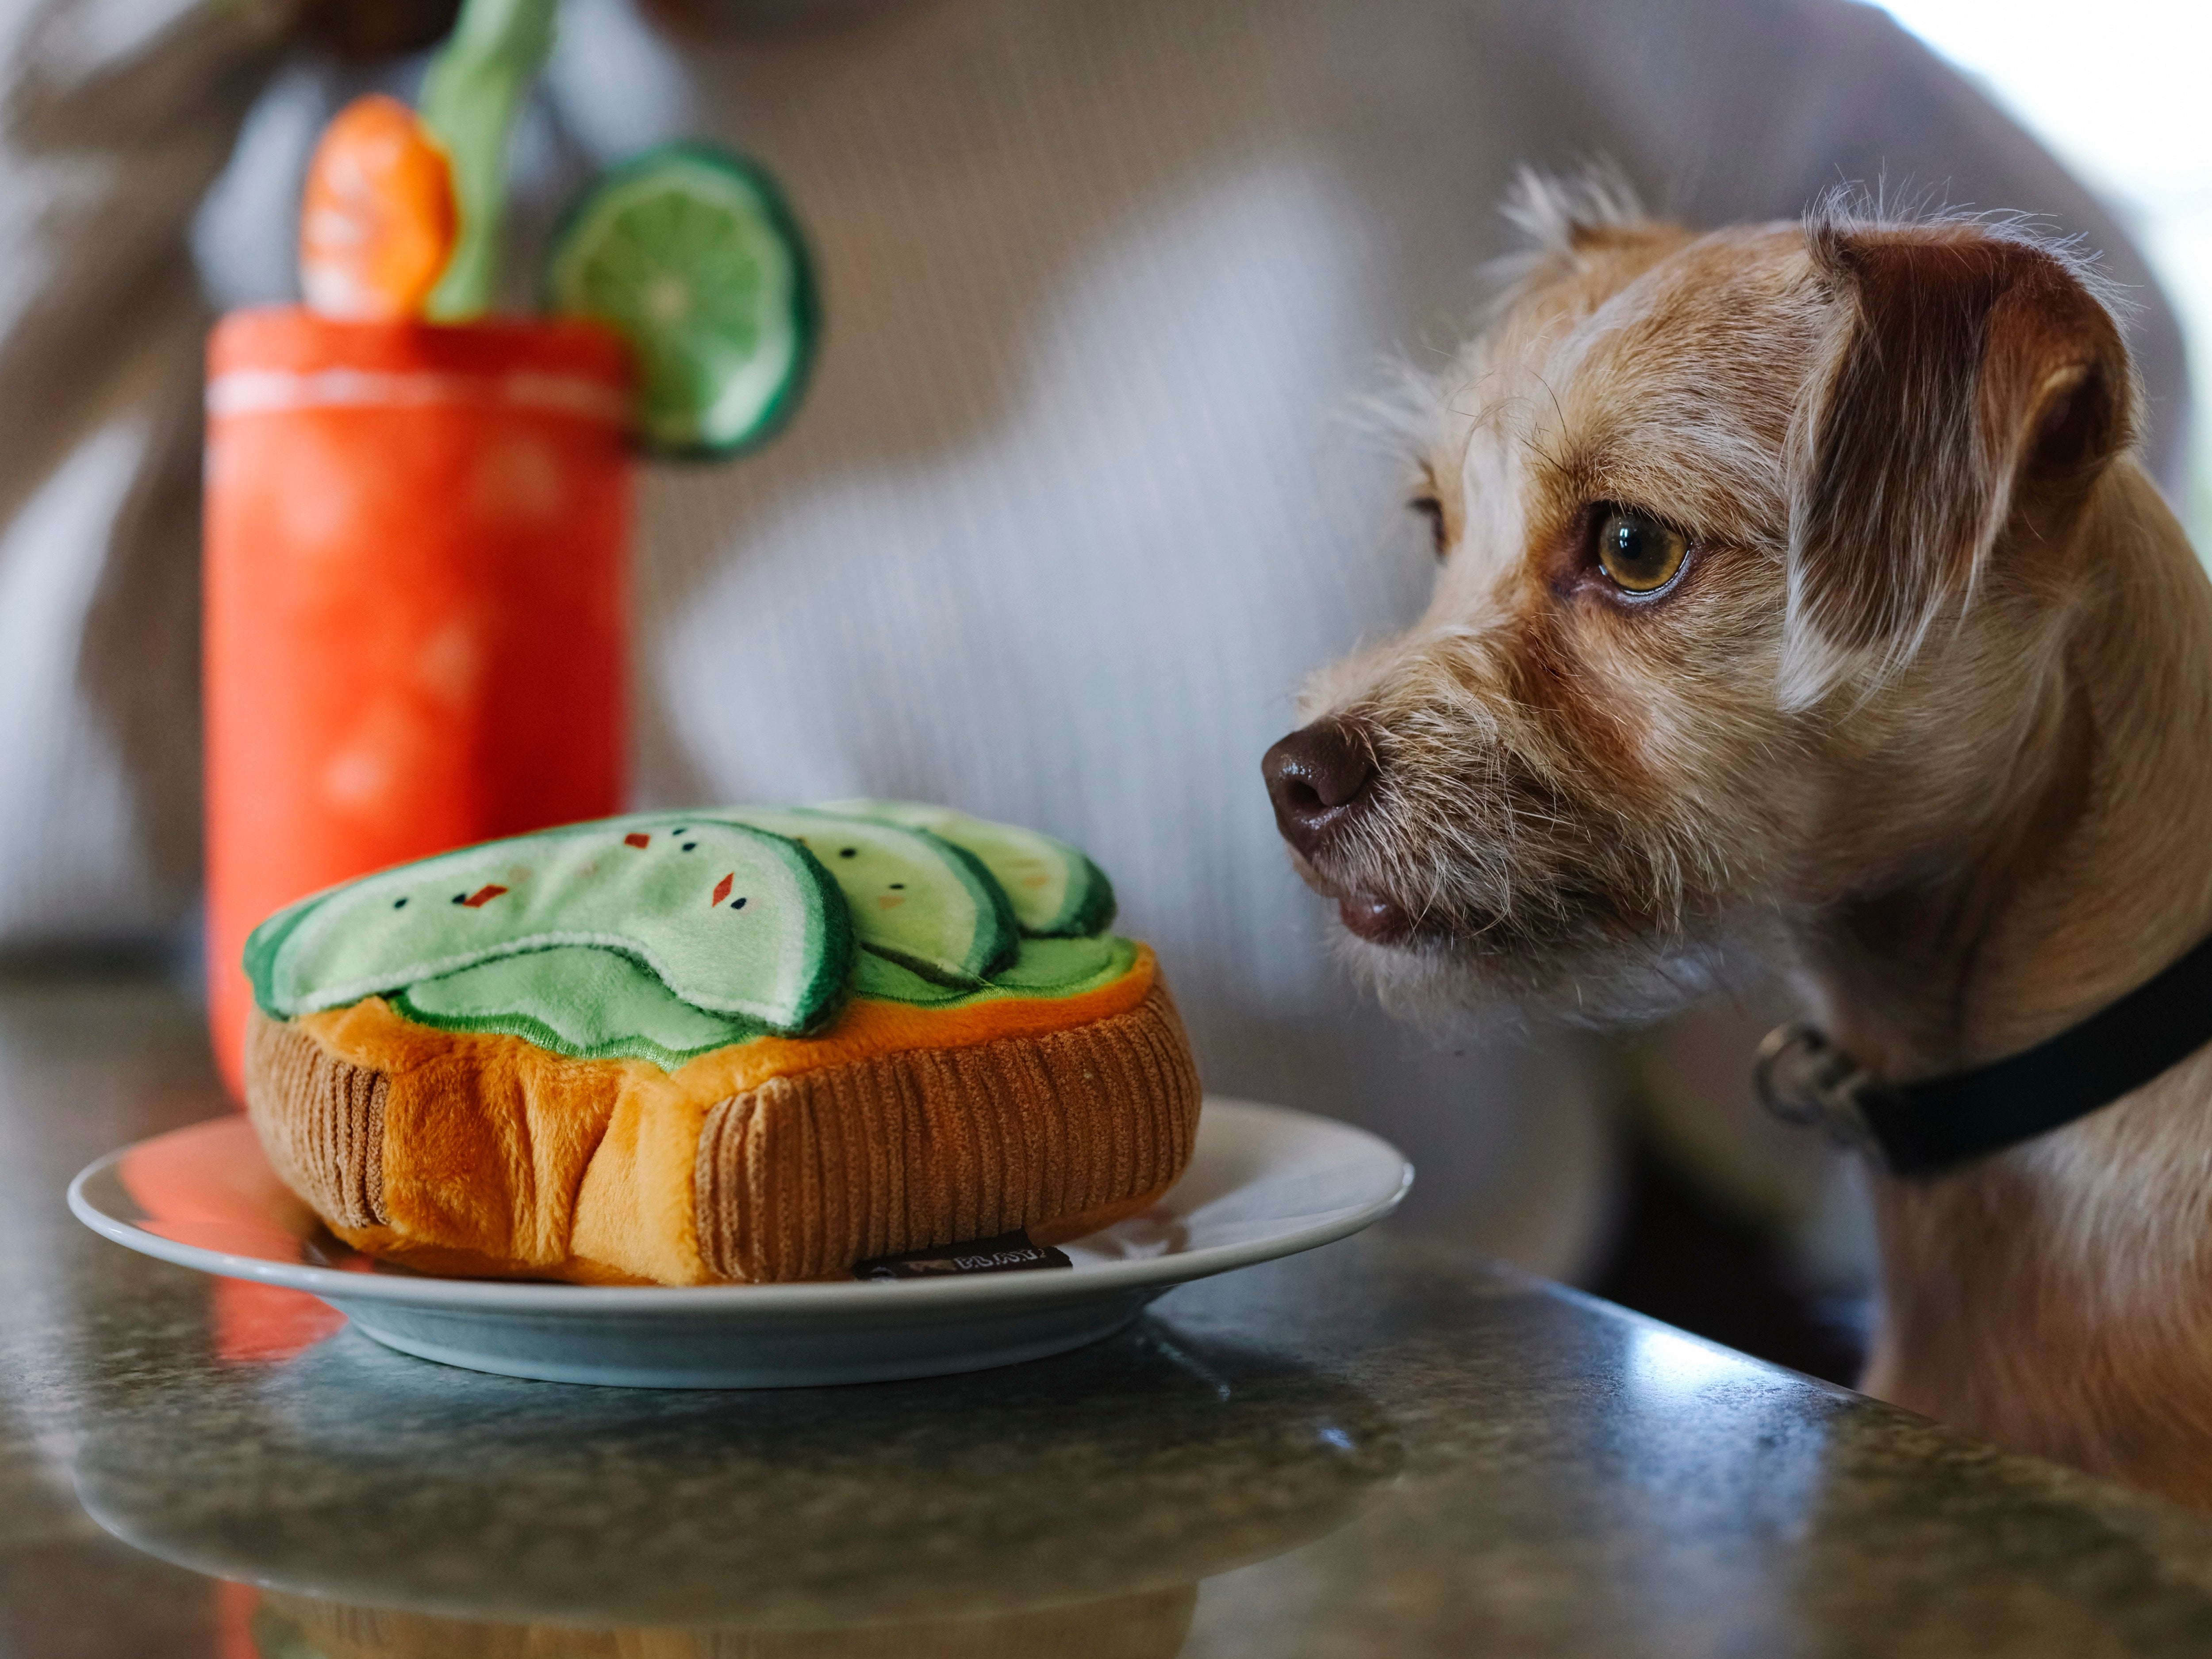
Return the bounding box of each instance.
[244,955,1199,1284]
[246,1011,388,1230]
[695,981,1198,1282]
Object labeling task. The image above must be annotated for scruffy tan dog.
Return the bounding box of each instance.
[1264,177,2212,1507]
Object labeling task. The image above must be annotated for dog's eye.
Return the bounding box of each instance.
[1410,495,1448,557]
[1594,507,1688,595]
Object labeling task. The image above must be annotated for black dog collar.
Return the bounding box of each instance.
[1755,931,2212,1177]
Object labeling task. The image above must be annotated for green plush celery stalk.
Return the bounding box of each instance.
[419,0,557,321]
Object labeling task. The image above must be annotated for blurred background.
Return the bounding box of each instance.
[1880,0,2211,545]
[2,0,2207,1388]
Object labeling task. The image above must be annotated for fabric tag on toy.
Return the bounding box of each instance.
[854,1230,1072,1281]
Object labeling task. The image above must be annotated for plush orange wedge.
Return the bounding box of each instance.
[298,94,457,321]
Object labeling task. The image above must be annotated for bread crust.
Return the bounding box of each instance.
[244,952,1200,1284]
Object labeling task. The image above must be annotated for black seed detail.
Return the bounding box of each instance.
[889,883,905,890]
[451,893,467,904]
[393,898,408,909]
[730,897,747,910]
[682,842,698,852]
[840,847,858,858]
[672,827,687,834]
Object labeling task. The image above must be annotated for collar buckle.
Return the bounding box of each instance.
[1754,1021,1880,1156]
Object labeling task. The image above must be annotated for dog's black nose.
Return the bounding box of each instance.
[1263,717,1375,856]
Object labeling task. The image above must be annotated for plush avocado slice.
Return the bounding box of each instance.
[820,799,1116,937]
[246,816,851,1034]
[850,933,1133,1006]
[714,806,1018,986]
[246,804,1132,1070]
[396,933,1142,1068]
[396,944,764,1068]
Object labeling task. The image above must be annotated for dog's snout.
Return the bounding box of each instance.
[1263,717,1376,855]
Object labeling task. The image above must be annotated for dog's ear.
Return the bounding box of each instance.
[1786,220,2135,671]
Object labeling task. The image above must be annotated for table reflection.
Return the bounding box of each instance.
[68,1311,1399,1650]
[237,1581,1198,1658]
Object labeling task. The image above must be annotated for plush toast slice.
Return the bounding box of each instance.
[241,806,1201,1284]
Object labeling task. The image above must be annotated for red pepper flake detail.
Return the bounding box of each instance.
[711,873,734,907]
[624,832,650,849]
[461,884,507,908]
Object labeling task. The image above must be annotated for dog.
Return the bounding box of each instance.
[1264,176,2212,1507]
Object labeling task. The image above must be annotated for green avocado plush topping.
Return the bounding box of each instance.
[821,799,1115,937]
[244,803,1130,1069]
[397,933,1139,1069]
[714,806,1019,986]
[395,943,768,1065]
[849,933,1132,1009]
[247,817,850,1033]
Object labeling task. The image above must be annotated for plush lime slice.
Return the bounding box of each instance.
[542,143,816,457]
[821,799,1116,937]
[245,815,851,1034]
[715,807,1018,987]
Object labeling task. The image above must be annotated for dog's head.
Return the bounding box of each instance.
[1266,180,2139,1022]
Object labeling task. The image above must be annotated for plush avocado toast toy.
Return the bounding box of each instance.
[241,803,1199,1285]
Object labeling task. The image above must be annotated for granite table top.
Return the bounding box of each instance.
[5,970,2212,1657]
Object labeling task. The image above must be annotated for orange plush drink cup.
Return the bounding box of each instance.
[204,307,633,1096]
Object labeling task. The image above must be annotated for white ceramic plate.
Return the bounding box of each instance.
[70,1098,1410,1389]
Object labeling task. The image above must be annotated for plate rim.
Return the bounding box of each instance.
[68,1097,1412,1316]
